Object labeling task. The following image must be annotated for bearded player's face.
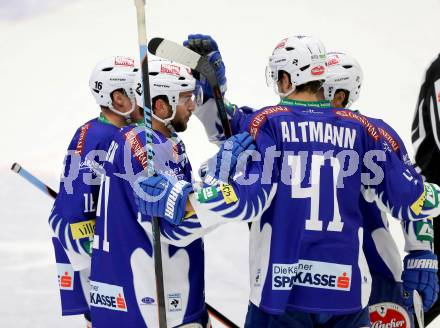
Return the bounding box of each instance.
[171,91,195,132]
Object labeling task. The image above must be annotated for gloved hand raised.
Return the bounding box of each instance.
[183,34,227,100]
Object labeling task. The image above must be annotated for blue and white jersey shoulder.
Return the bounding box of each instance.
[90,125,206,328]
[362,117,433,281]
[194,102,426,313]
[49,117,119,270]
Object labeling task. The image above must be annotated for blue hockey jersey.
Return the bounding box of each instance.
[90,125,207,327]
[190,101,428,314]
[49,116,119,315]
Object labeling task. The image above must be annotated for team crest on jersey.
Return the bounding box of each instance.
[248,106,290,139]
[369,302,411,328]
[167,293,182,312]
[57,263,74,290]
[89,280,128,312]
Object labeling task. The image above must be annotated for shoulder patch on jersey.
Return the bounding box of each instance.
[378,127,400,152]
[75,123,91,155]
[124,128,148,169]
[248,106,290,139]
[333,110,380,141]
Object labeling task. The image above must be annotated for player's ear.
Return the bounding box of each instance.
[154,98,169,117]
[333,90,346,108]
[110,90,126,106]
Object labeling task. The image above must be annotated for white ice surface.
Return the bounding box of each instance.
[1,0,440,326]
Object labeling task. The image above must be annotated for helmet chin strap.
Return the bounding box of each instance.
[108,97,137,117]
[152,103,177,126]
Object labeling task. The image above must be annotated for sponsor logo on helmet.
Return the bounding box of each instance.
[114,57,135,67]
[275,38,288,50]
[57,263,74,290]
[141,296,155,305]
[90,280,128,312]
[369,302,410,328]
[334,77,349,82]
[327,54,340,66]
[153,83,171,89]
[311,65,325,75]
[274,58,287,64]
[272,259,352,291]
[160,64,181,76]
[167,293,182,312]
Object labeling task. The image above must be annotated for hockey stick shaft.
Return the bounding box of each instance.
[11,162,239,327]
[414,290,425,328]
[11,162,57,198]
[133,1,167,327]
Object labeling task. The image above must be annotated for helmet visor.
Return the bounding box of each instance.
[178,84,204,107]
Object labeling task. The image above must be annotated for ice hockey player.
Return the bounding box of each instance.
[324,51,438,327]
[188,36,439,327]
[89,58,219,327]
[137,35,440,327]
[48,56,142,326]
[411,53,440,325]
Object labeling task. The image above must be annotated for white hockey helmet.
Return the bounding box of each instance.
[89,56,139,117]
[323,52,363,107]
[148,59,198,124]
[266,36,327,97]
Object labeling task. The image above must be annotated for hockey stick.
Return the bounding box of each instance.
[147,38,254,233]
[11,163,57,198]
[11,162,240,327]
[133,1,167,327]
[414,290,425,328]
[148,38,232,138]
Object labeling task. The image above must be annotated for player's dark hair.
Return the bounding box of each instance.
[295,81,323,94]
[152,95,169,111]
[110,88,127,102]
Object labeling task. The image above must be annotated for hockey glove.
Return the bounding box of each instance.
[183,34,227,100]
[402,250,439,312]
[202,132,255,184]
[135,174,193,225]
